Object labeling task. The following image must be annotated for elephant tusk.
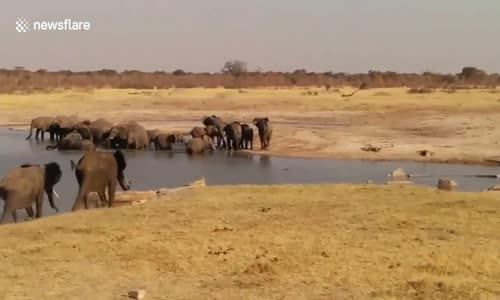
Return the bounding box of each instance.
[52,189,60,198]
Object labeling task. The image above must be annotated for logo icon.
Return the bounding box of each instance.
[16,17,30,33]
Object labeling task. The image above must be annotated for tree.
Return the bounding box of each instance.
[173,69,186,76]
[221,60,247,88]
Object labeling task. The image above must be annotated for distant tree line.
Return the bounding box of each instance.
[0,61,498,93]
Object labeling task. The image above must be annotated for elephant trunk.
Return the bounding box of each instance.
[26,123,34,139]
[118,173,131,191]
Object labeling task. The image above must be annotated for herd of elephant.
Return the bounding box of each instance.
[0,115,273,224]
[24,115,273,154]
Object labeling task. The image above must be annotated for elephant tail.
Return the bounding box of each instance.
[70,160,77,171]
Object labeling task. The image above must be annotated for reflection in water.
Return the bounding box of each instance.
[1,128,500,220]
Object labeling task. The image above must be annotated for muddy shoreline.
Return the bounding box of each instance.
[2,123,498,167]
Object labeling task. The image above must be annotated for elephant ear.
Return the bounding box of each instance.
[80,120,91,126]
[264,117,269,122]
[252,118,259,126]
[113,150,127,172]
[44,162,62,188]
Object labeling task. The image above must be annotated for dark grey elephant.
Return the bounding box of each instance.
[253,117,273,150]
[46,132,96,151]
[0,162,62,223]
[240,124,254,150]
[108,122,149,150]
[25,116,56,141]
[49,115,80,141]
[223,122,242,151]
[76,118,114,144]
[70,150,131,211]
[186,136,215,155]
[154,133,177,150]
[202,115,226,148]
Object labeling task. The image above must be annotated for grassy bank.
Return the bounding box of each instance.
[0,184,498,299]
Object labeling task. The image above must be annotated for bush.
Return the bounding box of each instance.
[407,88,434,94]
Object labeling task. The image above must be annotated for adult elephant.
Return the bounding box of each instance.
[46,132,96,151]
[25,116,55,141]
[253,117,273,150]
[0,162,62,223]
[240,123,254,150]
[186,136,215,155]
[223,122,242,151]
[49,115,80,141]
[108,122,149,150]
[202,115,226,148]
[153,133,177,150]
[76,118,114,144]
[70,150,131,211]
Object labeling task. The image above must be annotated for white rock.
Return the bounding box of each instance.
[128,289,146,299]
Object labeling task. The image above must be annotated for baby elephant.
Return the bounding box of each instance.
[186,136,215,155]
[0,162,62,223]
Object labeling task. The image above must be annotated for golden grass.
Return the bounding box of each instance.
[0,184,498,299]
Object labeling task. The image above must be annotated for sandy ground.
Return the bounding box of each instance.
[0,184,498,299]
[2,87,500,164]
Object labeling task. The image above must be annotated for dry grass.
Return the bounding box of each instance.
[0,184,498,299]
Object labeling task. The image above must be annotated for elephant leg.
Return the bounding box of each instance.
[25,206,34,219]
[35,129,40,140]
[12,211,18,223]
[41,130,45,140]
[50,131,55,141]
[108,181,116,208]
[83,194,89,210]
[35,190,44,219]
[0,208,10,224]
[250,138,253,150]
[98,191,107,208]
[72,185,88,211]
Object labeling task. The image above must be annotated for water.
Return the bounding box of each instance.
[1,128,499,221]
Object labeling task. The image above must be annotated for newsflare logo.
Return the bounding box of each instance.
[15,17,91,33]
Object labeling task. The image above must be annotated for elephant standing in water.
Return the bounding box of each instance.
[186,136,215,155]
[223,122,242,151]
[76,118,114,145]
[253,117,273,150]
[108,122,149,150]
[46,132,96,151]
[49,115,80,141]
[240,123,254,150]
[202,115,226,148]
[25,116,55,141]
[0,162,62,223]
[154,133,177,150]
[70,150,131,211]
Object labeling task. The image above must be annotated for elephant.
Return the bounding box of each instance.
[76,118,114,144]
[108,122,149,150]
[202,115,226,148]
[223,122,242,151]
[186,136,215,155]
[46,132,96,151]
[253,117,273,150]
[70,150,131,211]
[153,133,177,150]
[25,116,56,141]
[49,115,80,141]
[0,162,62,223]
[190,125,218,139]
[147,128,169,149]
[240,123,254,150]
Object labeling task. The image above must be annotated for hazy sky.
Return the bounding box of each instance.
[0,0,499,73]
